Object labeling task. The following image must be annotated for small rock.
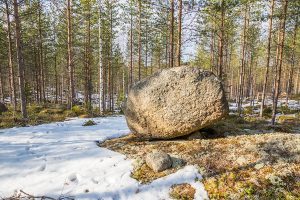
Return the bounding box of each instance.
[236,156,248,165]
[146,152,172,172]
[266,174,284,186]
[254,163,265,170]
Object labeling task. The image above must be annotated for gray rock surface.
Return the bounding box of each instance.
[145,152,172,172]
[124,66,229,139]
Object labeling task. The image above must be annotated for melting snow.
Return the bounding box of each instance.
[0,116,208,199]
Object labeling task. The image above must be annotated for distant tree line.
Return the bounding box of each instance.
[0,0,299,125]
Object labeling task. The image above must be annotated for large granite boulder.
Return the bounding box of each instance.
[124,66,229,139]
[0,102,8,114]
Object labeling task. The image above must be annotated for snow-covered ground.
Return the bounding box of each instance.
[0,116,208,200]
[229,98,300,113]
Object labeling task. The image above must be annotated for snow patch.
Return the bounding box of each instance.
[0,116,208,199]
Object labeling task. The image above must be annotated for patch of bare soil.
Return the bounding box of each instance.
[101,129,300,199]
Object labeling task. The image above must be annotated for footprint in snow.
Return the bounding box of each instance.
[38,163,46,171]
[68,173,78,183]
[91,178,99,184]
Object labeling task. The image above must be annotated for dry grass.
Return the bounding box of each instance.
[101,121,300,199]
[169,183,196,200]
[0,104,103,129]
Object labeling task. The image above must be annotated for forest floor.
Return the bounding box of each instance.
[101,115,300,199]
[0,104,109,129]
[1,100,300,199]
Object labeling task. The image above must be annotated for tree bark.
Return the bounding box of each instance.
[285,16,298,105]
[210,28,215,73]
[54,54,58,104]
[145,22,148,76]
[5,0,17,111]
[237,3,248,115]
[170,0,174,68]
[67,0,75,109]
[84,1,92,113]
[38,0,45,103]
[129,0,133,86]
[138,0,142,80]
[218,0,225,79]
[98,0,104,114]
[176,0,182,67]
[13,0,27,119]
[34,46,40,102]
[260,0,274,117]
[110,1,114,111]
[295,67,300,95]
[271,0,288,125]
[0,68,4,102]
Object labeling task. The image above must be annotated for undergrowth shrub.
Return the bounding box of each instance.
[71,105,85,116]
[262,107,272,118]
[280,105,297,115]
[27,104,43,113]
[243,106,253,115]
[82,120,97,126]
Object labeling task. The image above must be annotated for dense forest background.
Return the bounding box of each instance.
[0,0,299,124]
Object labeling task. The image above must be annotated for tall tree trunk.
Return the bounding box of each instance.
[210,28,215,73]
[67,0,75,109]
[165,35,168,68]
[260,0,274,117]
[218,0,225,79]
[34,46,40,102]
[84,1,92,113]
[98,0,104,114]
[110,2,114,111]
[285,16,298,105]
[88,4,92,112]
[0,69,3,102]
[295,67,300,95]
[122,66,125,97]
[170,0,174,68]
[129,0,133,86]
[145,23,148,77]
[271,0,288,125]
[61,75,64,104]
[38,0,45,103]
[13,0,27,119]
[248,53,254,102]
[5,0,17,111]
[54,54,58,104]
[237,3,248,115]
[176,0,182,67]
[138,0,142,80]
